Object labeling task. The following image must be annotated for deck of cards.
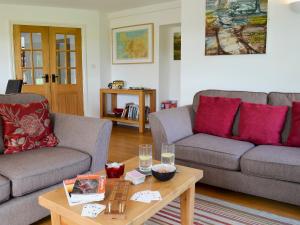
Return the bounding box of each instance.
[130,190,162,203]
[125,170,146,185]
[81,204,106,218]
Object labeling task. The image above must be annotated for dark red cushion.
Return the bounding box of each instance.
[236,102,288,145]
[0,100,58,154]
[286,102,300,147]
[194,96,241,137]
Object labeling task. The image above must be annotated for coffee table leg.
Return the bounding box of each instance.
[180,184,195,225]
[51,212,61,225]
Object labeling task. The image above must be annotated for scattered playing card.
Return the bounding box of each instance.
[130,190,162,203]
[81,203,106,218]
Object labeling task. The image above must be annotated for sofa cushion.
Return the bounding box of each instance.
[175,133,255,170]
[0,93,46,154]
[194,96,241,137]
[0,147,91,197]
[0,100,58,154]
[0,175,10,204]
[268,92,300,143]
[236,102,288,145]
[287,102,300,147]
[193,90,267,136]
[241,145,300,183]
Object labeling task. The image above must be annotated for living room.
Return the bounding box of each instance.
[0,0,299,224]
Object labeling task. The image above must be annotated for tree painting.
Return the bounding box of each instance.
[205,0,268,55]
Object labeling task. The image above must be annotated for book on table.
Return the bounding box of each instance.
[63,174,106,206]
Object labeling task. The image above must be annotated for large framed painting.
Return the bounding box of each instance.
[205,0,268,56]
[112,23,154,64]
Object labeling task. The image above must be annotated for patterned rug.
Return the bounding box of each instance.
[146,194,300,225]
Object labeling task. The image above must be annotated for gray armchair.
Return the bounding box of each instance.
[0,93,112,225]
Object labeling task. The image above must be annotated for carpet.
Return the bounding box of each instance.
[146,194,300,225]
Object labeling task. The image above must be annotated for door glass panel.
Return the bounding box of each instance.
[56,34,65,50]
[68,69,77,84]
[22,51,32,67]
[57,52,66,67]
[32,33,42,49]
[34,69,44,85]
[66,35,75,50]
[33,51,43,67]
[23,70,33,84]
[57,69,66,84]
[21,32,30,49]
[68,52,76,67]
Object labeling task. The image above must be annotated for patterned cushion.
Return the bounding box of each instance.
[0,100,58,154]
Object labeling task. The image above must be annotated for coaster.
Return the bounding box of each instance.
[136,168,152,176]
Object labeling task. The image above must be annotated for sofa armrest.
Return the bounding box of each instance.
[51,113,112,172]
[149,105,194,160]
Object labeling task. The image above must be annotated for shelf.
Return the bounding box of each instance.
[102,115,139,124]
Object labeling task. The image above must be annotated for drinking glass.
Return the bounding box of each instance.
[161,143,175,165]
[139,144,152,172]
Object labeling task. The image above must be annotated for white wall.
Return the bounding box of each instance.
[181,0,300,105]
[0,4,103,117]
[108,2,181,109]
[159,24,181,104]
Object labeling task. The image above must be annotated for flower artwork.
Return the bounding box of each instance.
[205,0,268,55]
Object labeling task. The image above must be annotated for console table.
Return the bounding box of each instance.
[100,88,156,133]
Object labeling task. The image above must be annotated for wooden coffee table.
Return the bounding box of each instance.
[39,157,203,225]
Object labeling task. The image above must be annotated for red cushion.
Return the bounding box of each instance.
[286,102,300,147]
[236,102,288,145]
[0,100,58,154]
[194,96,241,137]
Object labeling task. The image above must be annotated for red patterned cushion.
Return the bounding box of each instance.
[236,102,288,145]
[286,102,300,147]
[0,100,58,154]
[194,96,241,137]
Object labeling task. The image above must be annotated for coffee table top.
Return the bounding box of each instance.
[39,157,203,225]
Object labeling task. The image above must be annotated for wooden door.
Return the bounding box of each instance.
[49,27,84,115]
[13,25,51,102]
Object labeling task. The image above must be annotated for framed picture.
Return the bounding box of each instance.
[112,23,154,64]
[205,0,268,55]
[173,32,181,60]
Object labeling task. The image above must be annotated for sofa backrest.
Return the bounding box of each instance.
[193,90,268,136]
[0,93,46,153]
[268,92,300,143]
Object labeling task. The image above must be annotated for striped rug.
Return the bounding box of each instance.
[145,194,300,225]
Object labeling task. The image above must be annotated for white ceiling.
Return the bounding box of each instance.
[0,0,177,12]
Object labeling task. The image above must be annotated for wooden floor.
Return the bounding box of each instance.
[34,125,300,225]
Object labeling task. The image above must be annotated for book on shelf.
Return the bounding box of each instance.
[63,174,106,206]
[121,103,151,121]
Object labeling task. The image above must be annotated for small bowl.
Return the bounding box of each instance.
[151,164,176,182]
[105,163,125,178]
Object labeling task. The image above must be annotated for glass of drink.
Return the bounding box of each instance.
[139,144,152,172]
[161,143,175,165]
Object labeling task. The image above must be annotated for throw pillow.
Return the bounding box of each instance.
[286,102,300,147]
[0,100,58,154]
[236,102,288,145]
[194,95,241,137]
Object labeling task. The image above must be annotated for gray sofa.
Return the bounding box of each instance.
[0,94,112,225]
[149,90,300,206]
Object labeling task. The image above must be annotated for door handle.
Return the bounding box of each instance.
[51,74,59,83]
[42,74,49,83]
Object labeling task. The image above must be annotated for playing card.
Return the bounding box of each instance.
[130,190,162,203]
[81,204,106,218]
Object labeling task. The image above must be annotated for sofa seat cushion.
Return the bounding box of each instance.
[175,133,255,170]
[0,147,91,197]
[0,175,10,204]
[241,145,300,183]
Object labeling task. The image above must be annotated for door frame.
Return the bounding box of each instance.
[9,21,88,115]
